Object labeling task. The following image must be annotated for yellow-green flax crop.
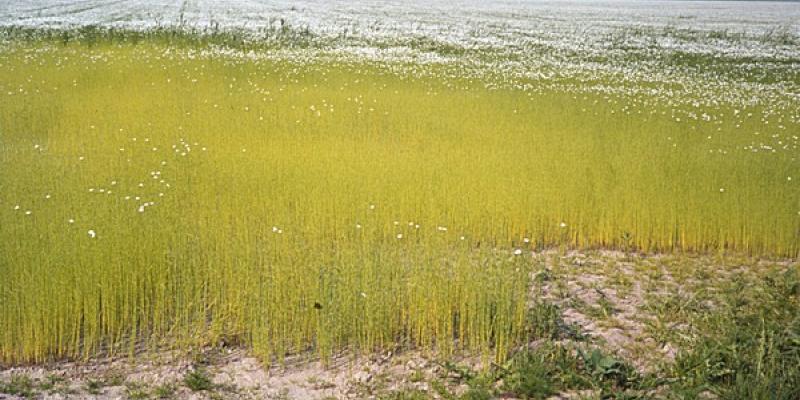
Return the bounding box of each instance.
[0,39,797,365]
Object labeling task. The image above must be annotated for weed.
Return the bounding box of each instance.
[126,381,151,399]
[84,378,104,395]
[0,374,35,397]
[154,383,177,398]
[670,267,800,399]
[184,367,215,392]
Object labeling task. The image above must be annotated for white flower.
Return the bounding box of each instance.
[87,230,96,238]
[514,249,523,255]
[719,188,725,193]
[559,222,567,228]
[111,181,117,186]
[138,205,145,213]
[68,219,75,224]
[14,205,20,210]
[24,210,32,215]
[460,236,465,240]
[355,224,362,229]
[396,233,403,239]
[272,226,279,232]
[523,237,530,243]
[369,204,375,210]
[360,292,367,298]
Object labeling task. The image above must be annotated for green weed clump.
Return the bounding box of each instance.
[0,36,797,366]
[500,344,647,398]
[0,374,35,398]
[183,368,214,392]
[670,269,800,399]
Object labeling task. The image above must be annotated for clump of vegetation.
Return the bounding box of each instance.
[500,344,647,398]
[670,269,800,399]
[154,383,177,398]
[0,374,35,398]
[84,378,104,395]
[125,381,152,399]
[37,374,69,395]
[183,367,215,392]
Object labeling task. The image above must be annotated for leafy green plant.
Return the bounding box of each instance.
[671,267,800,399]
[84,378,104,395]
[184,367,215,392]
[0,374,35,398]
[154,383,177,398]
[577,348,634,389]
[527,300,562,340]
[125,382,151,400]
